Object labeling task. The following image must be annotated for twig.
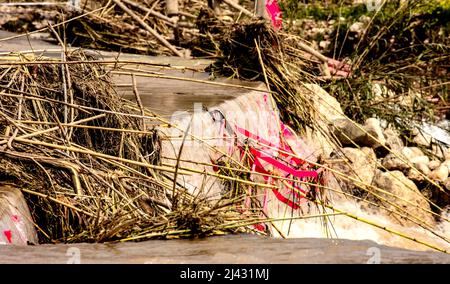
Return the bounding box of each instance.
[131,74,146,131]
[222,0,254,17]
[112,0,184,57]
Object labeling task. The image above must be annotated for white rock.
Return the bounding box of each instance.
[407,163,430,182]
[428,160,441,170]
[441,160,450,171]
[373,171,435,226]
[413,132,432,147]
[349,22,365,34]
[428,165,449,182]
[382,153,410,171]
[430,145,445,160]
[445,148,450,161]
[410,155,430,165]
[363,118,386,147]
[330,147,377,194]
[401,147,424,161]
[383,128,404,152]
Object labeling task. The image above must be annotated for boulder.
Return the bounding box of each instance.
[330,147,377,195]
[373,171,435,226]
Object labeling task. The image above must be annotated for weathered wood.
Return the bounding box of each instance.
[255,0,267,18]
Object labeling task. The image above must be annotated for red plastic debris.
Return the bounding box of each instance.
[3,230,12,244]
[266,0,282,30]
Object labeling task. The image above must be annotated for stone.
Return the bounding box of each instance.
[409,155,430,165]
[300,84,346,158]
[383,128,404,152]
[430,145,445,160]
[441,160,450,171]
[445,148,450,161]
[363,118,386,147]
[349,21,365,35]
[330,147,377,195]
[428,160,441,171]
[402,147,425,159]
[371,83,396,103]
[319,40,330,50]
[413,132,432,147]
[331,118,365,146]
[304,83,345,122]
[373,171,435,226]
[382,153,410,171]
[407,163,430,182]
[331,118,385,148]
[445,178,450,191]
[428,165,449,183]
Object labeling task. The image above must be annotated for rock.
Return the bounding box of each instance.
[331,119,365,146]
[409,155,430,165]
[445,148,450,161]
[304,83,345,122]
[381,147,429,171]
[319,40,330,50]
[331,118,385,148]
[430,145,445,160]
[371,83,396,103]
[373,171,435,226]
[363,118,386,147]
[349,21,365,35]
[301,84,345,158]
[330,147,377,195]
[383,128,404,152]
[413,132,432,147]
[441,160,450,171]
[407,163,430,182]
[428,165,449,182]
[445,178,450,191]
[382,153,410,171]
[428,160,441,171]
[402,147,425,159]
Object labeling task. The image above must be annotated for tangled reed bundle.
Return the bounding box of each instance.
[0,51,252,243]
